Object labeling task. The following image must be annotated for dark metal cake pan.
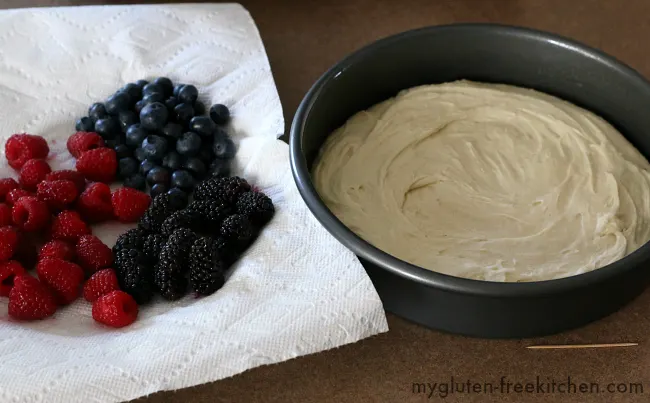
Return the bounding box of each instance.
[289,24,650,338]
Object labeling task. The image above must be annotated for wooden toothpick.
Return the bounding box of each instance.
[526,342,638,350]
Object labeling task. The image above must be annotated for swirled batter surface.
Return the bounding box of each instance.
[312,80,650,282]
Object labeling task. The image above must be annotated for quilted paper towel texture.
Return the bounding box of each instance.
[0,4,388,403]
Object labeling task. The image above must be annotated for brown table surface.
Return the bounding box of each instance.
[5,0,650,402]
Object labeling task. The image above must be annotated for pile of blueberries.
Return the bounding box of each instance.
[75,77,235,200]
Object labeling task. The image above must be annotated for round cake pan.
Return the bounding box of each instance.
[289,23,650,338]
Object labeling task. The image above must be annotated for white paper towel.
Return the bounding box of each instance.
[0,4,388,402]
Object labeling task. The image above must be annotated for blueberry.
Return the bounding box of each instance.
[189,116,216,138]
[209,104,230,125]
[167,188,188,209]
[118,157,139,179]
[212,134,236,159]
[198,147,215,163]
[135,100,146,115]
[88,103,108,122]
[135,79,149,89]
[142,92,165,105]
[173,84,185,98]
[183,157,206,179]
[126,124,149,148]
[173,103,194,125]
[141,135,168,161]
[140,159,157,176]
[124,174,146,191]
[165,96,178,112]
[105,138,124,148]
[162,123,183,141]
[118,111,138,132]
[209,158,231,177]
[178,85,198,105]
[176,132,202,157]
[152,77,174,97]
[105,92,131,115]
[114,144,132,159]
[170,170,195,190]
[142,83,163,97]
[76,116,94,132]
[134,147,147,162]
[150,183,169,198]
[146,166,170,186]
[94,117,121,139]
[122,83,142,102]
[140,102,168,131]
[194,100,206,116]
[162,151,183,171]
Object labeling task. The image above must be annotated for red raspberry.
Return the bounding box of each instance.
[83,268,119,302]
[45,170,86,193]
[0,260,26,297]
[50,210,90,243]
[5,188,32,206]
[36,258,84,305]
[92,290,138,328]
[5,134,49,170]
[0,178,19,201]
[66,132,105,158]
[76,148,117,183]
[38,240,76,261]
[8,275,57,320]
[76,235,113,273]
[19,159,51,190]
[12,231,40,270]
[0,226,19,261]
[111,187,151,223]
[12,196,50,232]
[76,182,114,223]
[0,203,12,226]
[36,180,78,210]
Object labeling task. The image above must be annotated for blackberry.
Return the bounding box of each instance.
[160,210,194,237]
[235,191,275,226]
[220,214,255,246]
[154,228,197,300]
[113,227,147,254]
[193,176,251,205]
[188,237,225,296]
[184,199,232,234]
[213,236,236,267]
[114,249,154,304]
[142,233,167,264]
[138,193,179,233]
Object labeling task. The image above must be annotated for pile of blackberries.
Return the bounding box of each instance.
[113,176,275,302]
[75,77,236,200]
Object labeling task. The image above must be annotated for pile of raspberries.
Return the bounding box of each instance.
[0,133,152,328]
[113,175,275,303]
